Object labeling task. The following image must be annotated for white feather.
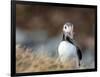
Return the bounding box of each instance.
[58,41,79,66]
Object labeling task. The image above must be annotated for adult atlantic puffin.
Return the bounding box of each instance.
[58,22,82,67]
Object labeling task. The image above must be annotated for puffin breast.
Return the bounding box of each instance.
[58,41,77,61]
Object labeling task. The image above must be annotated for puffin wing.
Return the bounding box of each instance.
[66,36,82,61]
[76,46,82,60]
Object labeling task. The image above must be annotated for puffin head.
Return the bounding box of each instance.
[63,22,74,39]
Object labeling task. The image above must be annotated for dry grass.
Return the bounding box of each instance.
[16,47,79,73]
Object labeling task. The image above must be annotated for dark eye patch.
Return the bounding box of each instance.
[65,26,66,29]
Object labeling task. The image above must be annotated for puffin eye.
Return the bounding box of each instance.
[65,26,66,29]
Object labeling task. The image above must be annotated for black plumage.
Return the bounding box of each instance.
[62,33,82,66]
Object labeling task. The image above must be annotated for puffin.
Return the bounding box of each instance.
[58,22,82,67]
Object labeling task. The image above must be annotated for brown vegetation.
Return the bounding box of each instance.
[16,48,80,73]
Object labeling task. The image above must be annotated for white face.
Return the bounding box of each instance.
[63,22,74,39]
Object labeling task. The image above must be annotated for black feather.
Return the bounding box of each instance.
[62,33,65,41]
[77,46,82,60]
[66,36,82,66]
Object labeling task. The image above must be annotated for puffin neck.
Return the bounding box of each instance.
[62,33,74,44]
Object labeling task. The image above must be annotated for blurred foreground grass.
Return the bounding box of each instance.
[16,47,82,73]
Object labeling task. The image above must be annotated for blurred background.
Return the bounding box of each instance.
[16,4,96,70]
